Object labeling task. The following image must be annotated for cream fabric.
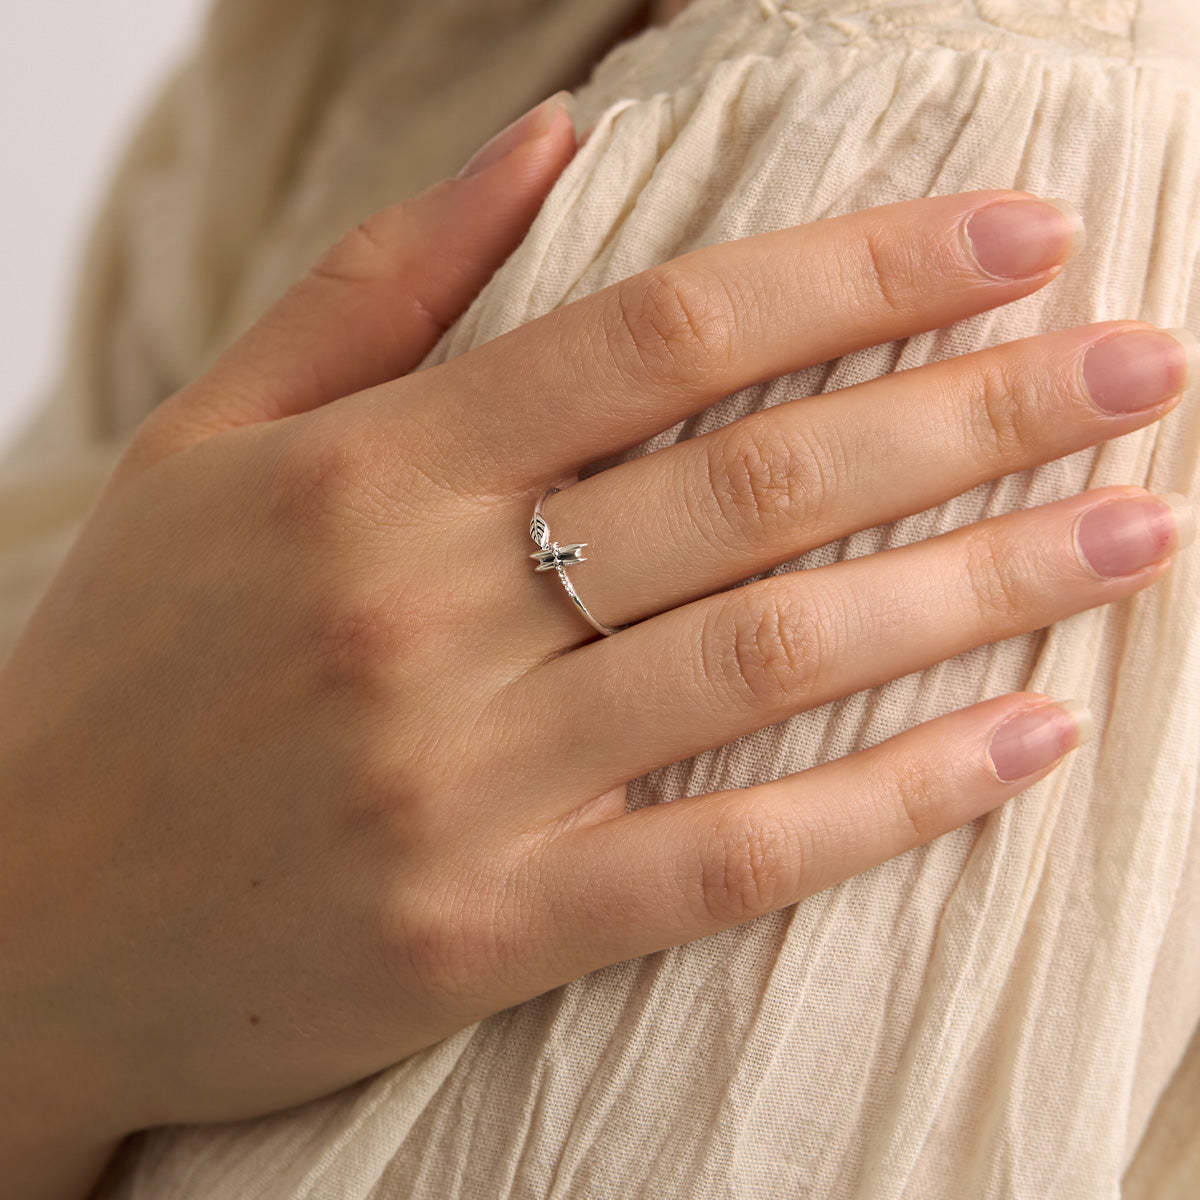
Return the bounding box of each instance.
[4,0,1197,1196]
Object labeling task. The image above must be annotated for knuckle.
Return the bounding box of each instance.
[113,399,193,482]
[706,590,819,710]
[856,224,920,319]
[277,423,374,525]
[969,358,1046,465]
[310,592,412,694]
[276,414,442,530]
[697,804,798,926]
[880,753,945,846]
[608,261,739,389]
[961,521,1031,627]
[313,205,414,286]
[308,584,455,698]
[385,874,504,1010]
[703,422,825,548]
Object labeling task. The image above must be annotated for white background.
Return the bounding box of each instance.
[0,1,207,453]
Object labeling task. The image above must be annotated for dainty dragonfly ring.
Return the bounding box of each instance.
[529,487,627,637]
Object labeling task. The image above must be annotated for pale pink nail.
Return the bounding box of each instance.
[1081,328,1197,414]
[1074,493,1195,578]
[964,197,1084,279]
[987,700,1092,782]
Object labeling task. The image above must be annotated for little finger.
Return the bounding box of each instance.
[523,693,1090,979]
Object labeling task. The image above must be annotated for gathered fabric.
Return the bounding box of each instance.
[5,1,1198,1196]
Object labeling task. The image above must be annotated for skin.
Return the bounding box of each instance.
[654,0,693,23]
[0,100,1192,1199]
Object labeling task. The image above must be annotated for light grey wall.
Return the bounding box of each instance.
[0,0,207,454]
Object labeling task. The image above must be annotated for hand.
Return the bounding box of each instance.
[0,91,582,1200]
[1,103,1195,1198]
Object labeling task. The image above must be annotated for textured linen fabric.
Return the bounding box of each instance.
[2,0,1197,1196]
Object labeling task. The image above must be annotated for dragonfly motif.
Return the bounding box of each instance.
[529,509,588,572]
[530,541,588,572]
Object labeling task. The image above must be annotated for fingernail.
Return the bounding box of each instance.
[964,197,1084,279]
[1082,327,1200,414]
[987,700,1092,782]
[456,92,573,179]
[1074,493,1195,578]
[1165,327,1200,390]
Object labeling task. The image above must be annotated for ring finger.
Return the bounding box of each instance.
[497,485,1193,809]
[526,321,1195,643]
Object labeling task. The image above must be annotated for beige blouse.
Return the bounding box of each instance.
[3,1,1196,1196]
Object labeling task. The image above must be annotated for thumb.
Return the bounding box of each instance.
[147,92,578,454]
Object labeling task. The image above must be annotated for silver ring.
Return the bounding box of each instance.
[529,487,626,637]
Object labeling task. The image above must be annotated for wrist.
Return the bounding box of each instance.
[0,727,136,1198]
[0,1011,133,1200]
[0,1106,125,1200]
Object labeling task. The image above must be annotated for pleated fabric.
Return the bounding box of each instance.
[6,1,1196,1197]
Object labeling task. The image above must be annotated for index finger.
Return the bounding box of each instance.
[397,190,1083,491]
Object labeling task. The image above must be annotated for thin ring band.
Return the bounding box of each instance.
[529,487,627,637]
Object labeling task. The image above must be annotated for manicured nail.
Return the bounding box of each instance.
[1082,327,1200,414]
[964,197,1084,279]
[457,91,573,179]
[1074,493,1195,578]
[987,700,1092,782]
